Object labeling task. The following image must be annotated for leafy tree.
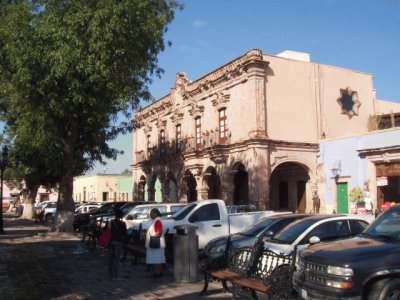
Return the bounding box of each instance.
[0,0,182,231]
[349,187,365,202]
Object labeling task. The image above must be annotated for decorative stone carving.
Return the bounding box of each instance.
[143,124,152,134]
[212,91,230,111]
[189,103,205,118]
[170,108,184,124]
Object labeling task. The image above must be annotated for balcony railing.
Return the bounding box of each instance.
[135,129,231,164]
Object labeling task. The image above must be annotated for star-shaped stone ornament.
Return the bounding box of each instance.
[337,87,361,118]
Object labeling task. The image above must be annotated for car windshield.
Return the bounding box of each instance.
[240,219,276,237]
[173,203,195,221]
[121,203,134,216]
[365,206,400,242]
[273,219,320,244]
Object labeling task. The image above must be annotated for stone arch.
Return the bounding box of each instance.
[165,172,178,202]
[230,161,249,205]
[183,170,197,202]
[203,166,221,199]
[138,175,147,201]
[269,161,312,212]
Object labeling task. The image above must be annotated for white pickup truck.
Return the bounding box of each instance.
[133,199,289,250]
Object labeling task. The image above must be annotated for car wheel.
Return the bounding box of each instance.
[367,278,400,300]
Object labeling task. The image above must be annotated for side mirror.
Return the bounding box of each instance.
[309,236,321,244]
[263,230,274,237]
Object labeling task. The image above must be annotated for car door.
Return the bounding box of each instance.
[188,203,226,249]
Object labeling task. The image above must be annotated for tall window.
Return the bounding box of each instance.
[160,130,165,156]
[219,108,227,143]
[176,124,181,152]
[195,117,202,149]
[147,134,151,156]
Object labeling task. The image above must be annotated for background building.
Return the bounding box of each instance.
[132,49,400,212]
[73,174,132,203]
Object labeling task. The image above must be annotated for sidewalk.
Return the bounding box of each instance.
[0,213,233,300]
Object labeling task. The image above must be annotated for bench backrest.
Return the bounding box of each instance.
[253,246,297,298]
[227,237,265,275]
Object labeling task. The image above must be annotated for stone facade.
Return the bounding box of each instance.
[132,49,400,213]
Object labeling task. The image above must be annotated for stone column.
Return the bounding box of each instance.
[221,185,234,205]
[197,187,209,200]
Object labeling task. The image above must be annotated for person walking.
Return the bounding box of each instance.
[145,208,165,281]
[108,208,128,280]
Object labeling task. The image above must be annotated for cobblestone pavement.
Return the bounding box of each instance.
[0,213,298,300]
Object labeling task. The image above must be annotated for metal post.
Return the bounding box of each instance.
[0,146,8,234]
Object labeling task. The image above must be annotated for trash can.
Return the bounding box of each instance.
[173,224,199,283]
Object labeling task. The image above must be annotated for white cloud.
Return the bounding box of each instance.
[191,20,207,29]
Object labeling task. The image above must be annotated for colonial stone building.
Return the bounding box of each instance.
[132,49,400,213]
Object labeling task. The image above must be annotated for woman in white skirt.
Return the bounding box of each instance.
[145,208,165,280]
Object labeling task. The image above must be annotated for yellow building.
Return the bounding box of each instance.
[73,174,132,203]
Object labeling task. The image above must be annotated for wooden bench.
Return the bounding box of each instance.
[200,238,296,299]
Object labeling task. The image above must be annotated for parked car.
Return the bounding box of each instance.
[75,203,102,214]
[203,213,310,259]
[293,207,399,300]
[264,214,374,256]
[73,201,128,231]
[34,201,57,223]
[123,202,186,228]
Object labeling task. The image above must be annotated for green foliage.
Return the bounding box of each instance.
[349,187,365,202]
[0,0,182,220]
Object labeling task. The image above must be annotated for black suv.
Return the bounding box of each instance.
[293,205,400,300]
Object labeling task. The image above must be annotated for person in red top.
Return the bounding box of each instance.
[145,208,165,280]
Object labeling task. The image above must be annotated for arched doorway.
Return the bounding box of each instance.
[204,167,221,199]
[138,176,146,201]
[233,163,249,205]
[270,162,310,212]
[184,170,197,202]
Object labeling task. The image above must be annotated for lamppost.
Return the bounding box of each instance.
[0,146,9,234]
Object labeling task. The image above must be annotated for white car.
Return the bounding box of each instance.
[75,203,102,214]
[264,214,374,255]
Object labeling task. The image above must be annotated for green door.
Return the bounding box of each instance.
[337,182,349,213]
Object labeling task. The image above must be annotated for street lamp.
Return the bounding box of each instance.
[0,146,9,234]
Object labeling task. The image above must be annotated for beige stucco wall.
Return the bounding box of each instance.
[265,54,375,141]
[376,99,400,114]
[73,174,131,202]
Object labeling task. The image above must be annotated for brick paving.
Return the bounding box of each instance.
[0,213,237,300]
[0,213,298,300]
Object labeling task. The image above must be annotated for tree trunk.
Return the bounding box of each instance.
[20,187,38,220]
[51,119,78,232]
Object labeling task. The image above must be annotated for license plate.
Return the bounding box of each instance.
[301,288,308,299]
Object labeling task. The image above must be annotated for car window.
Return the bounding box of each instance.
[351,220,369,234]
[189,203,220,222]
[264,218,301,238]
[300,220,350,244]
[274,219,319,244]
[174,203,197,221]
[170,205,185,214]
[242,219,275,237]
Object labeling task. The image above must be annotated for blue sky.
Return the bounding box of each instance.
[89,0,400,174]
